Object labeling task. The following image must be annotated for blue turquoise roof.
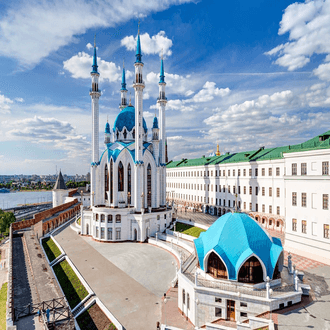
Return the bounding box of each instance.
[113,105,147,133]
[91,45,98,74]
[153,116,158,129]
[135,34,142,63]
[159,58,165,83]
[194,212,283,280]
[105,122,110,134]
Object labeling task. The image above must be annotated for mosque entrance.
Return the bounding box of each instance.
[207,252,228,279]
[226,300,235,321]
[238,256,264,284]
[134,229,137,241]
[86,224,89,235]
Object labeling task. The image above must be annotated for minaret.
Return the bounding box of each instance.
[157,55,167,206]
[133,24,145,211]
[104,119,111,145]
[89,38,101,206]
[120,62,128,110]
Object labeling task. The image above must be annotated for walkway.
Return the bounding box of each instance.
[54,225,174,330]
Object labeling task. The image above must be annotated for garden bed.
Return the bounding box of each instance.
[174,222,206,238]
[42,237,62,262]
[53,259,88,309]
[0,282,7,328]
[76,302,117,330]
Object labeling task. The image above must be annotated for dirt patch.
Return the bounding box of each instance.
[76,303,116,330]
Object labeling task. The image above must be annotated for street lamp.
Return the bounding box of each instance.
[164,293,167,327]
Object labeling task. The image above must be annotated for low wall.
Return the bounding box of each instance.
[159,232,194,254]
[6,225,14,328]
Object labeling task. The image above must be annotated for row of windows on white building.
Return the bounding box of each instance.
[292,219,329,239]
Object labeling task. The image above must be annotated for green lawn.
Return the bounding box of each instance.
[42,237,62,262]
[53,260,88,309]
[174,222,206,238]
[0,282,7,329]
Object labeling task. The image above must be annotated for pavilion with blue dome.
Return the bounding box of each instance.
[194,212,283,283]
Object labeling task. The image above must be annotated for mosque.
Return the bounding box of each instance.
[53,30,172,242]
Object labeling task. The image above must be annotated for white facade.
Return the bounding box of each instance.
[79,33,171,242]
[166,139,330,264]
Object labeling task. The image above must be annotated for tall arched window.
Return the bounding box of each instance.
[207,252,228,279]
[118,161,124,191]
[116,130,119,140]
[147,163,152,208]
[110,159,113,203]
[123,128,127,140]
[127,163,131,204]
[238,256,264,284]
[104,164,109,200]
[132,128,135,139]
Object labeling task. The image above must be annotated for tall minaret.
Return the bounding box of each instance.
[157,56,167,206]
[89,38,101,206]
[120,62,128,110]
[133,25,145,211]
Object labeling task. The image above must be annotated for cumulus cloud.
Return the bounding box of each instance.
[185,81,230,103]
[86,43,93,50]
[265,0,330,74]
[121,31,173,56]
[0,0,193,68]
[63,51,132,83]
[0,94,14,114]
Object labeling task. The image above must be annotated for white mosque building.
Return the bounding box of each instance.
[54,31,172,242]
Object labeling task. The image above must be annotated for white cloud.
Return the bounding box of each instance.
[0,93,14,114]
[86,43,93,50]
[167,135,183,140]
[185,81,230,103]
[313,62,330,81]
[63,51,132,83]
[0,0,193,68]
[121,31,173,56]
[265,0,330,73]
[14,97,24,103]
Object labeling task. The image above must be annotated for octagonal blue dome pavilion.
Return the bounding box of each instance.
[194,212,283,282]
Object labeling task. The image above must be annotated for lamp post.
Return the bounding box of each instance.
[127,192,131,209]
[164,293,167,327]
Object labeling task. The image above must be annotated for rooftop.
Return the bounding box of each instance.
[167,130,330,168]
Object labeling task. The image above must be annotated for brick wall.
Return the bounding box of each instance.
[68,188,78,197]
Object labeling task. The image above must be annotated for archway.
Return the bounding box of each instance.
[206,251,228,279]
[134,228,137,241]
[127,163,132,205]
[104,163,109,200]
[238,256,264,284]
[147,163,152,208]
[110,159,113,203]
[86,223,89,235]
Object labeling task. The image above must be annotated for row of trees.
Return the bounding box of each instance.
[0,210,15,237]
[65,181,89,189]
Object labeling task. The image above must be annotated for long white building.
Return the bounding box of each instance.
[166,132,330,265]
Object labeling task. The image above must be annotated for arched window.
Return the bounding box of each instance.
[238,256,264,284]
[104,164,109,200]
[207,252,228,279]
[116,130,119,140]
[110,159,113,203]
[118,161,124,191]
[116,214,121,223]
[147,163,152,208]
[273,259,281,280]
[132,128,135,139]
[127,163,131,204]
[123,129,127,140]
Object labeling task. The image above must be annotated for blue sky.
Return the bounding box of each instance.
[1,0,330,175]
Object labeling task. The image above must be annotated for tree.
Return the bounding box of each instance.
[0,210,16,235]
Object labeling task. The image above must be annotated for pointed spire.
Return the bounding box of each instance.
[135,21,142,63]
[121,61,127,91]
[159,55,165,83]
[216,144,221,156]
[153,114,159,129]
[91,35,98,74]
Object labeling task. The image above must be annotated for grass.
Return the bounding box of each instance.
[42,237,62,262]
[76,302,117,330]
[174,222,206,238]
[77,217,81,225]
[53,260,88,309]
[0,282,7,329]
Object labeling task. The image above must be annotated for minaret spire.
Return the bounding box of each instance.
[135,21,142,64]
[120,60,128,110]
[91,35,98,74]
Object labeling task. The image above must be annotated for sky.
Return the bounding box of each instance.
[1,0,330,175]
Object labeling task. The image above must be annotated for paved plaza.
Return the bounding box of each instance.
[54,224,177,330]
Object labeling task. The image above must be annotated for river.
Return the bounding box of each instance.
[0,191,52,209]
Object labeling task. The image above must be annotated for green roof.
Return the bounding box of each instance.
[166,130,330,169]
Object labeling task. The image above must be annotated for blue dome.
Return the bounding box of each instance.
[113,105,147,133]
[105,122,110,134]
[194,212,283,281]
